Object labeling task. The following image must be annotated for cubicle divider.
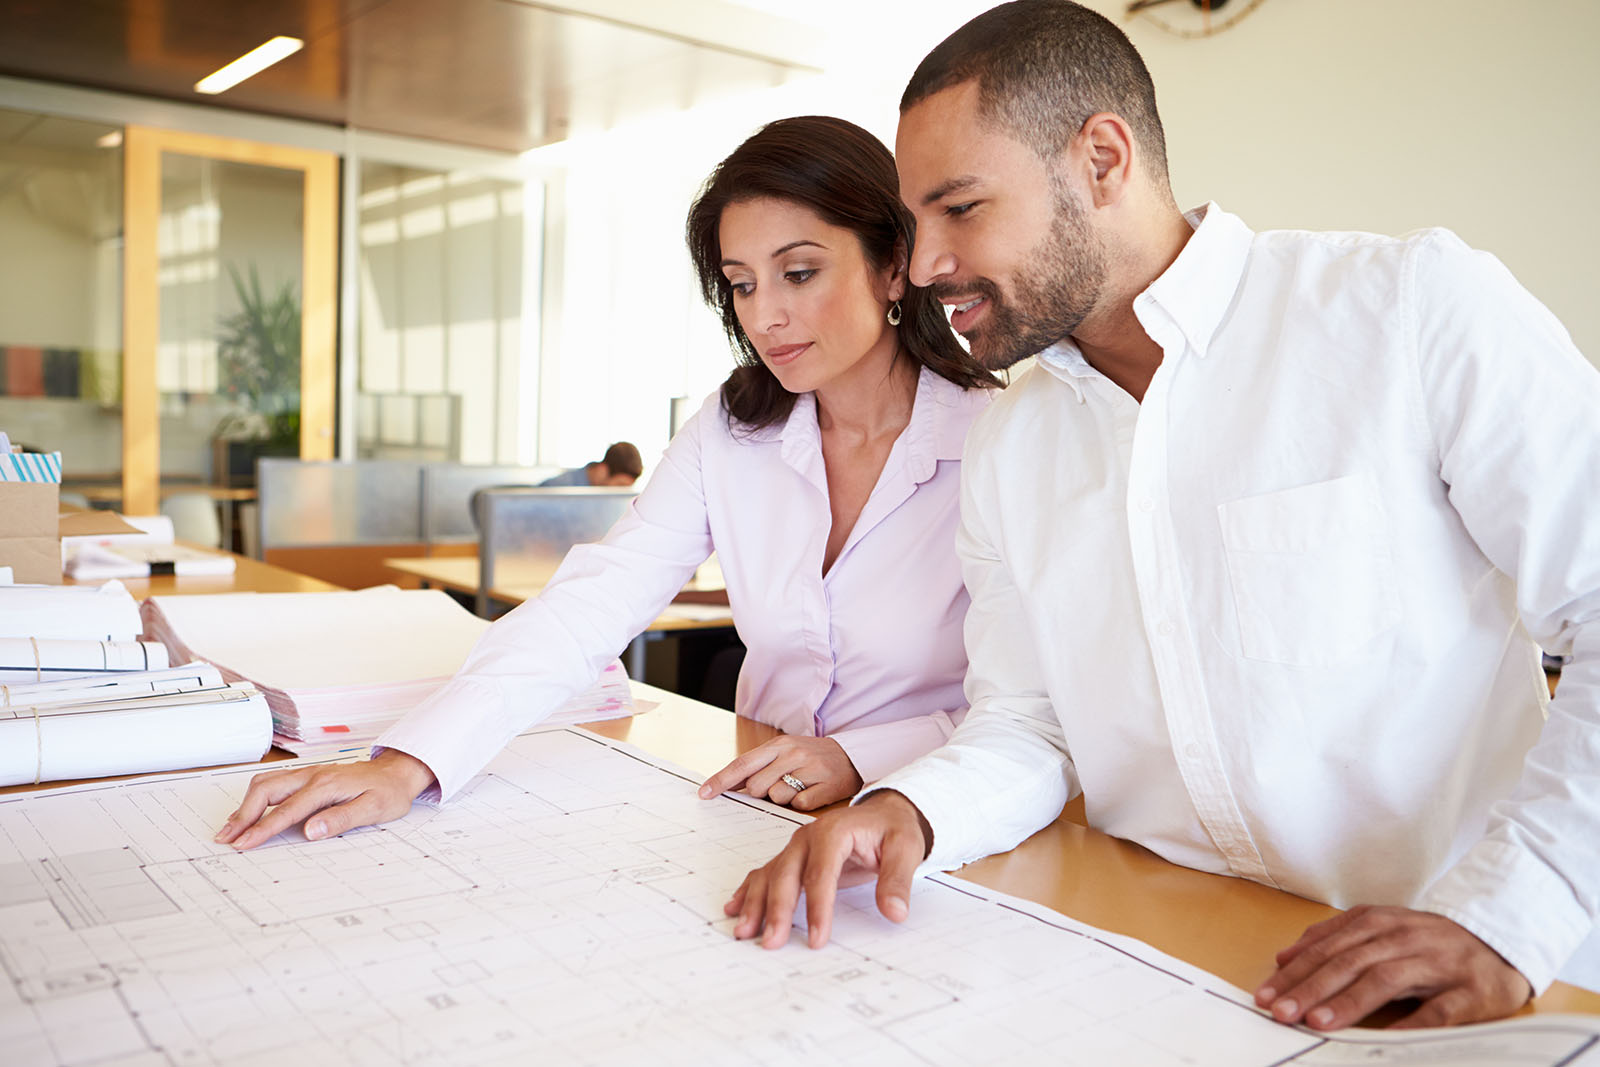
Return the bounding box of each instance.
[474,487,638,618]
[257,458,562,589]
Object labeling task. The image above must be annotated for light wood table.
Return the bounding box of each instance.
[384,555,736,676]
[6,682,1595,1022]
[593,684,1600,1021]
[64,547,342,597]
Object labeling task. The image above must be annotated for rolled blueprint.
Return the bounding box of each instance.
[0,682,273,787]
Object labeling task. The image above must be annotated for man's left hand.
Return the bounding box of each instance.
[1256,905,1531,1029]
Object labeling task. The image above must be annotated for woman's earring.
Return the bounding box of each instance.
[887,300,903,327]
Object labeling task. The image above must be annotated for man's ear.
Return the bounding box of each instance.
[1073,111,1136,208]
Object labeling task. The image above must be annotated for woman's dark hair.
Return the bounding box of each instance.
[686,115,997,430]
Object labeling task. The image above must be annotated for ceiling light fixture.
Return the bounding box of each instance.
[194,36,303,95]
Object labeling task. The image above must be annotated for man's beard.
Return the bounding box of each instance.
[940,187,1105,372]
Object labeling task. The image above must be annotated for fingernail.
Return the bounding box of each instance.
[1309,1007,1333,1028]
[306,820,324,840]
[212,830,228,843]
[1274,998,1298,1020]
[886,896,908,919]
[1256,986,1276,1004]
[698,786,712,799]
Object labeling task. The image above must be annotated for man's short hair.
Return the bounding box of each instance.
[901,0,1170,186]
[601,441,643,479]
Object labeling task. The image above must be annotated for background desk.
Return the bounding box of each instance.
[63,547,341,596]
[66,483,258,553]
[385,555,736,678]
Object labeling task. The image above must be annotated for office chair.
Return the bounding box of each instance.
[160,492,223,549]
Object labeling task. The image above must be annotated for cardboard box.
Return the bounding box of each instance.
[59,503,143,539]
[0,481,61,583]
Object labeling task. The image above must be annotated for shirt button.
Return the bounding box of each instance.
[1184,743,1202,759]
[1138,498,1155,513]
[1157,620,1175,637]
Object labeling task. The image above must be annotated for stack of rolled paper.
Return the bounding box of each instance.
[0,660,272,787]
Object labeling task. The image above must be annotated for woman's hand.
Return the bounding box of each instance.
[697,735,863,811]
[213,749,438,850]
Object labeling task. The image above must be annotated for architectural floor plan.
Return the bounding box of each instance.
[2,727,1596,1065]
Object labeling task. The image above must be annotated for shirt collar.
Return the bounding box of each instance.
[771,365,975,485]
[1136,202,1254,360]
[1033,202,1255,400]
[1035,342,1099,403]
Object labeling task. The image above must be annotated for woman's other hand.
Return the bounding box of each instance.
[698,735,863,810]
[213,749,438,850]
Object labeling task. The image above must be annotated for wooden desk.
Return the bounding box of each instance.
[385,556,730,621]
[6,682,1596,1021]
[385,555,736,676]
[591,687,1599,1020]
[63,547,342,597]
[65,483,259,505]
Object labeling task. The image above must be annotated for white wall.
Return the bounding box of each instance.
[797,0,1600,360]
[534,0,1600,473]
[1103,0,1600,362]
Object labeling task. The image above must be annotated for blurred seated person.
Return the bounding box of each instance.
[537,442,643,487]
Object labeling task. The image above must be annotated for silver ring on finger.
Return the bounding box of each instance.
[780,773,806,792]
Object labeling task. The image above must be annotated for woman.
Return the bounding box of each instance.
[216,116,999,851]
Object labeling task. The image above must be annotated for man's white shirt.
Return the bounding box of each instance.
[874,204,1600,992]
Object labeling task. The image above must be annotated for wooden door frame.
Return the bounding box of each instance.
[121,125,337,515]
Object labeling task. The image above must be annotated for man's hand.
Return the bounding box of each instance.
[1255,905,1532,1029]
[724,790,932,949]
[213,749,438,850]
[698,735,863,811]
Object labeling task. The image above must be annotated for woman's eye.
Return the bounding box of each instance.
[946,202,976,217]
[784,269,817,284]
[729,280,754,296]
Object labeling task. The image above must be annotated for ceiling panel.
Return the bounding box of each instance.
[0,0,812,152]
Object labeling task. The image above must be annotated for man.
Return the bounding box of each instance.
[725,0,1600,1032]
[537,441,643,487]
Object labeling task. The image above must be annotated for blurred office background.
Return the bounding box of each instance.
[1,0,1596,512]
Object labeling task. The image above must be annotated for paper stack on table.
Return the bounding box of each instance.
[65,540,238,580]
[141,586,639,755]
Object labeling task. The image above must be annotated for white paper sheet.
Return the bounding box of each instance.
[142,587,490,690]
[64,542,236,580]
[1,727,1594,1066]
[0,662,224,709]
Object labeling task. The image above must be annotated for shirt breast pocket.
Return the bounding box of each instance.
[1217,474,1400,667]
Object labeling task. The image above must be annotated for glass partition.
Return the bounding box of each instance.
[356,163,527,464]
[157,153,306,486]
[0,106,123,493]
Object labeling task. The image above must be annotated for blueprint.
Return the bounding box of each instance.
[1,726,1596,1066]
